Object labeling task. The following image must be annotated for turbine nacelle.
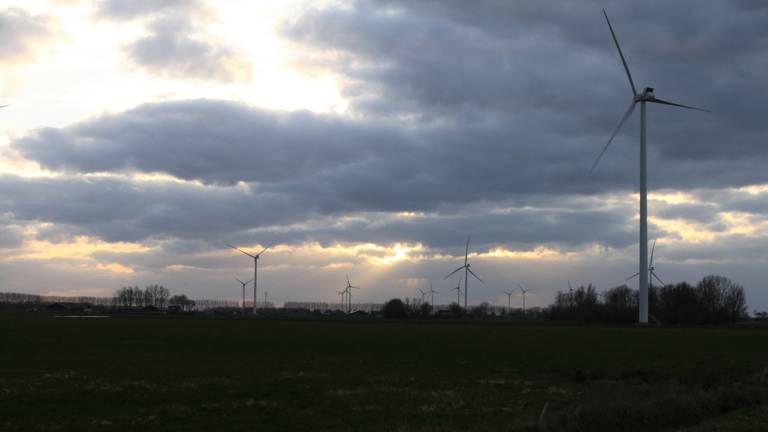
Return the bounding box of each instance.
[635,87,655,101]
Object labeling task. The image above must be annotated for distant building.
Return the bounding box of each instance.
[47,302,92,313]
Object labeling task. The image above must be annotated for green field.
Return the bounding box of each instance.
[1,313,767,431]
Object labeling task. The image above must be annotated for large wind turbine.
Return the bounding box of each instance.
[444,236,484,309]
[235,277,252,316]
[590,10,708,324]
[228,242,276,314]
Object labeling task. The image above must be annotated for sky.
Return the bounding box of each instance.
[1,0,768,311]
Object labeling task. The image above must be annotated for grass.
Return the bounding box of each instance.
[1,313,767,431]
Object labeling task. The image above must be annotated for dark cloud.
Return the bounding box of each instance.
[0,174,305,243]
[281,0,768,166]
[12,99,403,186]
[0,8,59,64]
[0,173,641,252]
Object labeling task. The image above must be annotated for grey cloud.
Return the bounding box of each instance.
[0,8,59,64]
[126,16,251,82]
[282,0,768,167]
[12,98,768,221]
[0,172,646,252]
[0,225,23,248]
[96,0,207,20]
[97,0,250,82]
[653,202,720,223]
[13,99,403,185]
[0,174,305,243]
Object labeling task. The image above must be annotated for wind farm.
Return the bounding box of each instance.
[2,2,767,431]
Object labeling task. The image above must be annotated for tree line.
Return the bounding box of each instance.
[112,285,170,308]
[547,274,748,324]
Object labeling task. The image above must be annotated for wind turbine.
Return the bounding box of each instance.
[228,242,276,314]
[428,283,438,306]
[235,277,252,316]
[444,236,484,309]
[449,279,463,305]
[336,289,346,311]
[627,239,665,288]
[503,290,513,313]
[590,9,708,324]
[417,288,427,304]
[344,275,360,313]
[519,285,530,315]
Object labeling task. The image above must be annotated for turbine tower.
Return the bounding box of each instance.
[444,236,484,309]
[228,242,276,314]
[590,10,707,324]
[518,285,530,315]
[235,277,252,316]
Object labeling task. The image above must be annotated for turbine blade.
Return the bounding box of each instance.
[235,278,244,284]
[651,271,665,286]
[603,9,637,96]
[0,105,8,108]
[465,235,470,265]
[228,244,255,258]
[590,101,636,174]
[257,241,277,256]
[444,266,465,279]
[649,97,710,112]
[626,272,640,281]
[467,267,484,284]
[649,239,657,267]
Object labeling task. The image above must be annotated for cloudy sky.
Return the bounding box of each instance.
[1,0,767,310]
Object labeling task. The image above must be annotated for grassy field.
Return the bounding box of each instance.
[1,313,767,431]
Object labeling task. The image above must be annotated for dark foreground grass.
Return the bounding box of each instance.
[1,313,767,431]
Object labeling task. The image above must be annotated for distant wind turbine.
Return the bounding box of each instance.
[449,279,463,305]
[444,236,484,309]
[519,285,530,315]
[228,242,276,314]
[590,9,708,324]
[235,277,251,316]
[503,290,513,313]
[344,275,360,313]
[336,289,346,311]
[417,287,427,304]
[627,239,665,288]
[428,283,438,306]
